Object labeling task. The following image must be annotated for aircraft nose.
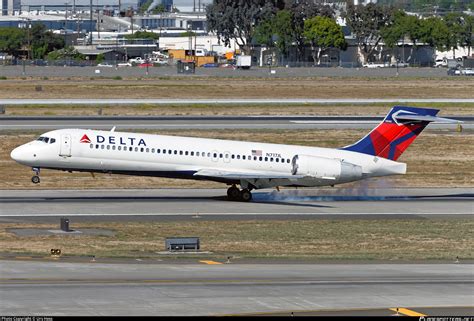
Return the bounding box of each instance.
[10,146,22,162]
[10,145,31,164]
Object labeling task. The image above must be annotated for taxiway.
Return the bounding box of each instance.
[0,261,472,316]
[1,115,471,130]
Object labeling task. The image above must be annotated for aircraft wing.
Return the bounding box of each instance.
[193,168,306,180]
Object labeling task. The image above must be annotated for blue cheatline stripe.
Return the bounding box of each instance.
[388,131,417,160]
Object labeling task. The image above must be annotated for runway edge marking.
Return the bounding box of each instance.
[390,307,427,317]
[199,260,223,265]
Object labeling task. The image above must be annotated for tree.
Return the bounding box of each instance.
[253,18,274,48]
[138,0,153,14]
[151,4,166,14]
[96,53,105,64]
[271,10,294,61]
[381,11,422,62]
[444,13,466,59]
[460,15,473,56]
[47,46,85,61]
[124,31,159,40]
[254,9,294,61]
[284,0,334,62]
[418,16,450,52]
[303,16,346,65]
[30,24,64,59]
[206,0,277,54]
[344,3,396,64]
[0,28,26,57]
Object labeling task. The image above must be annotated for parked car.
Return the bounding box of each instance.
[128,57,146,64]
[31,59,48,66]
[390,62,409,68]
[202,63,219,68]
[447,67,461,76]
[362,62,388,68]
[97,62,114,67]
[138,62,153,67]
[117,62,132,67]
[461,68,474,76]
[434,58,447,68]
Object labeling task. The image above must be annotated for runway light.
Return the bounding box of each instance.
[225,256,232,264]
[50,248,61,256]
[455,256,460,263]
[90,255,96,262]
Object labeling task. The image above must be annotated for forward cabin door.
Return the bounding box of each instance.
[59,134,72,157]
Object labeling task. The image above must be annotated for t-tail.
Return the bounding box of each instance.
[342,106,459,161]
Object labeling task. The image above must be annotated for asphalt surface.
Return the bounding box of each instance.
[0,261,472,315]
[0,188,472,222]
[0,65,462,78]
[2,98,474,105]
[0,115,469,131]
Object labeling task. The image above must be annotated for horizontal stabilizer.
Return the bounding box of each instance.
[393,113,461,124]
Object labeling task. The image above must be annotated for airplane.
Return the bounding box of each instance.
[10,106,458,202]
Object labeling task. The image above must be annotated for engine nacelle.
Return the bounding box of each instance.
[291,155,363,182]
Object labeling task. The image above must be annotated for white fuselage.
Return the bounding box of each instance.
[11,129,406,189]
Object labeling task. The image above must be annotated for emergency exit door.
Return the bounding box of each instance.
[59,134,72,157]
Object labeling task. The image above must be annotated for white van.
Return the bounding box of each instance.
[195,49,208,57]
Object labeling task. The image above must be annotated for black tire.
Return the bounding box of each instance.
[227,186,240,201]
[31,176,40,184]
[240,189,252,202]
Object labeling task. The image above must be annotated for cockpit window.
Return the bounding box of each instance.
[36,136,56,144]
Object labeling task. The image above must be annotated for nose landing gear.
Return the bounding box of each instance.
[226,185,253,202]
[31,167,40,184]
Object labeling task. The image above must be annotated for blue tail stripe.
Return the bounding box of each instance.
[388,131,417,160]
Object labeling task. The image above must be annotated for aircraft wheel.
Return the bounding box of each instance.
[240,189,252,202]
[227,186,240,201]
[31,175,40,184]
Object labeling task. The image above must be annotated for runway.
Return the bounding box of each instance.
[0,261,472,315]
[1,115,470,130]
[0,188,472,222]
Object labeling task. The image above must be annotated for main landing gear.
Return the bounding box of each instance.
[31,167,40,184]
[227,185,252,202]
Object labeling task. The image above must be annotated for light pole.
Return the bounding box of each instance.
[64,2,69,46]
[396,56,400,77]
[26,19,31,60]
[19,18,31,61]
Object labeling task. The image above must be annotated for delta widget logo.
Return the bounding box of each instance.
[80,134,91,143]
